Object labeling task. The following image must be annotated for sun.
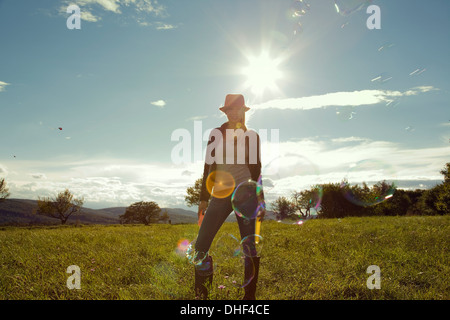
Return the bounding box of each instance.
[242,51,283,96]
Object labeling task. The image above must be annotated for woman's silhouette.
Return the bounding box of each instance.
[192,94,265,300]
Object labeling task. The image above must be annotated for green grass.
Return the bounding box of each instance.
[0,216,448,300]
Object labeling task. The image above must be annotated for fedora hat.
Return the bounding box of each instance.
[219,94,250,112]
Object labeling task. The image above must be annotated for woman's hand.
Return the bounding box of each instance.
[198,200,208,220]
[257,208,266,222]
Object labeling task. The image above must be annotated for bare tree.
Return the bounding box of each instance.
[0,178,11,203]
[36,189,84,224]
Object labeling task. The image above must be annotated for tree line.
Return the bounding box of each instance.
[185,162,450,220]
[270,162,449,219]
[1,162,448,225]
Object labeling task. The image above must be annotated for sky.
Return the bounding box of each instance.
[0,0,449,210]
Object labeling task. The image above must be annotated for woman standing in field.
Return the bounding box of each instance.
[190,94,265,300]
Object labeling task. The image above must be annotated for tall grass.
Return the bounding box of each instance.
[0,216,448,300]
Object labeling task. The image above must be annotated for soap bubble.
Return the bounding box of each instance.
[150,261,180,298]
[231,179,265,221]
[266,184,322,225]
[261,154,322,211]
[185,238,213,276]
[262,154,320,183]
[341,159,397,207]
[241,234,263,257]
[212,233,263,288]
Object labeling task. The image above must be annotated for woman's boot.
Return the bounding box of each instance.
[242,256,260,300]
[194,255,213,300]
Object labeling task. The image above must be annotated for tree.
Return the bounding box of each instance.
[160,209,170,223]
[119,201,161,225]
[270,196,295,221]
[185,176,208,207]
[36,189,84,224]
[0,178,10,202]
[416,162,450,215]
[291,186,322,218]
[318,182,366,218]
[440,162,450,183]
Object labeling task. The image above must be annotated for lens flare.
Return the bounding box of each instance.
[206,170,236,199]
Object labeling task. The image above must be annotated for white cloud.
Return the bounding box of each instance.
[151,99,166,108]
[258,136,449,202]
[81,10,101,22]
[185,115,208,121]
[252,86,439,111]
[60,0,168,24]
[30,173,47,180]
[3,135,448,208]
[155,23,176,30]
[3,157,204,209]
[0,81,10,92]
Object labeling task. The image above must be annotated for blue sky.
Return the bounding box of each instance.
[1,0,449,209]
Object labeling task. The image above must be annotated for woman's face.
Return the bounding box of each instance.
[226,108,243,123]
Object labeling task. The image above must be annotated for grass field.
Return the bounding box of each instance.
[0,215,448,300]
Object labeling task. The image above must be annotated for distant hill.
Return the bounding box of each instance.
[0,199,119,226]
[0,199,280,226]
[0,199,200,226]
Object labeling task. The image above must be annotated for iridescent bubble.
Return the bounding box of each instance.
[341,159,397,207]
[206,170,236,199]
[185,237,213,276]
[334,0,372,16]
[262,153,320,183]
[266,184,322,225]
[240,234,263,258]
[212,233,241,259]
[150,261,179,298]
[231,179,265,221]
[212,233,252,288]
[405,126,415,132]
[262,153,322,212]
